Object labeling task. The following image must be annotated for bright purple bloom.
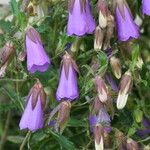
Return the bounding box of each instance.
[26,26,50,73]
[19,81,46,132]
[67,0,96,36]
[56,52,79,101]
[142,0,150,15]
[115,1,139,41]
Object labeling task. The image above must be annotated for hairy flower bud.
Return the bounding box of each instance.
[117,71,132,109]
[18,51,26,62]
[97,0,109,28]
[94,76,108,103]
[110,56,122,79]
[94,125,104,150]
[126,138,140,150]
[94,26,104,51]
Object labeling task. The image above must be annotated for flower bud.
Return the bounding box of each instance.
[97,0,109,28]
[18,51,26,62]
[136,57,144,69]
[110,56,122,79]
[94,125,104,150]
[126,138,140,150]
[55,101,71,133]
[117,71,132,109]
[94,76,108,103]
[94,26,104,51]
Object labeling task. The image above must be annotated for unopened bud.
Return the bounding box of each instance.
[94,76,108,103]
[94,26,104,51]
[110,56,121,79]
[94,125,104,150]
[117,71,132,109]
[99,11,107,28]
[18,51,26,61]
[0,28,4,35]
[126,138,140,150]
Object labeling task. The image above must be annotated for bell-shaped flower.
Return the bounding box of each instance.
[142,0,150,16]
[25,26,50,73]
[116,71,133,109]
[67,0,96,36]
[19,80,46,132]
[115,0,140,41]
[56,52,79,101]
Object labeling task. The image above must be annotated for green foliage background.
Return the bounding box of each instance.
[0,0,150,149]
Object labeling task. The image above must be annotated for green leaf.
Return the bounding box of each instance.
[10,0,19,16]
[7,135,24,144]
[50,130,76,150]
[97,50,108,75]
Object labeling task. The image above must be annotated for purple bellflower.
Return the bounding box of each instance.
[56,52,79,101]
[115,0,140,41]
[25,26,50,73]
[67,0,96,36]
[19,80,46,132]
[142,0,150,15]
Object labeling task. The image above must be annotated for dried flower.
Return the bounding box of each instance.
[19,80,46,132]
[25,26,50,73]
[94,26,104,51]
[94,76,108,103]
[115,0,139,41]
[67,0,96,36]
[110,56,122,79]
[56,52,79,101]
[18,51,26,62]
[142,0,150,16]
[117,71,133,109]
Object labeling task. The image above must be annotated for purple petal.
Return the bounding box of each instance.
[26,36,50,73]
[56,65,79,101]
[115,5,140,41]
[67,0,96,36]
[142,0,150,15]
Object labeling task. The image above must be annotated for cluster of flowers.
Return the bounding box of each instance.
[1,0,149,149]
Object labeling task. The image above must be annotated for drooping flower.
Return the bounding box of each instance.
[94,75,108,103]
[115,0,140,41]
[19,80,46,132]
[126,138,140,150]
[142,0,150,16]
[56,52,79,101]
[67,0,96,36]
[110,56,122,79]
[25,26,50,73]
[116,71,132,109]
[89,102,111,150]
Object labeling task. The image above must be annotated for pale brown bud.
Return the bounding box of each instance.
[94,76,108,103]
[126,138,140,150]
[117,71,132,109]
[94,26,104,51]
[99,11,107,28]
[18,51,26,61]
[110,56,122,79]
